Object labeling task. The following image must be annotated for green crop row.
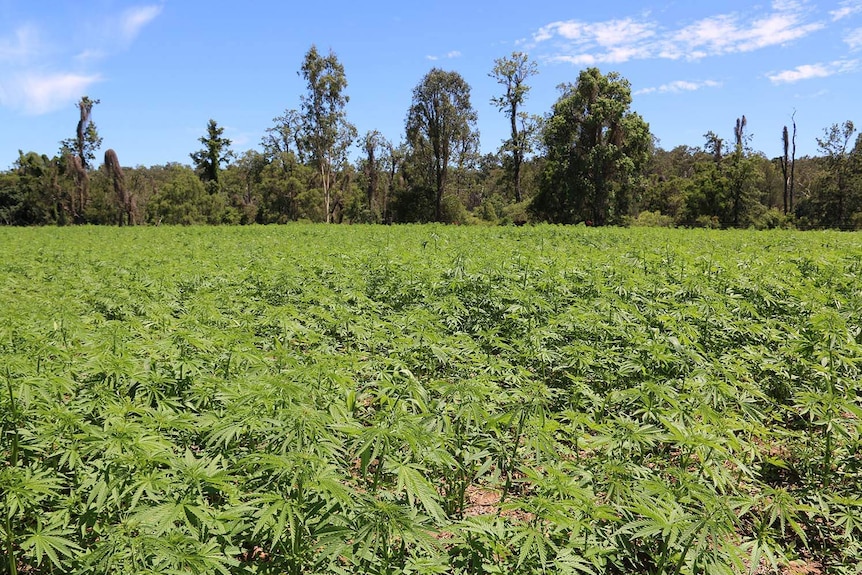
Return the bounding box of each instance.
[1,225,861,574]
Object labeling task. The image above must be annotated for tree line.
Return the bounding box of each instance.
[1,45,861,229]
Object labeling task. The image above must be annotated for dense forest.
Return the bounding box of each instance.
[1,46,861,229]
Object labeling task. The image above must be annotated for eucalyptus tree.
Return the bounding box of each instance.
[405,68,478,222]
[531,68,650,225]
[490,52,538,203]
[813,120,859,227]
[299,45,357,223]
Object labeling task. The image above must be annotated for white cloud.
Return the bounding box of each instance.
[767,59,859,83]
[0,72,101,115]
[0,5,161,115]
[120,5,163,44]
[532,2,823,64]
[634,79,721,95]
[534,18,657,64]
[847,27,862,49]
[830,0,862,21]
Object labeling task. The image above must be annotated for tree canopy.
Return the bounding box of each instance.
[532,68,651,225]
[405,68,478,222]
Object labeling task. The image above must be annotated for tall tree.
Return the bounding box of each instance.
[60,96,102,170]
[532,68,651,225]
[190,119,233,188]
[490,52,538,203]
[405,68,478,222]
[59,96,102,222]
[299,45,356,223]
[814,120,858,227]
[262,109,306,221]
[728,115,756,227]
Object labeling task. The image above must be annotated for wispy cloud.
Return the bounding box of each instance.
[847,27,862,50]
[425,50,462,61]
[634,79,721,96]
[119,5,163,44]
[830,0,862,21]
[0,72,102,115]
[536,18,657,65]
[767,59,859,83]
[532,2,823,65]
[0,25,41,63]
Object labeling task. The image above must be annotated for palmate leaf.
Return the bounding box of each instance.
[250,491,301,546]
[21,523,82,570]
[740,533,785,575]
[1,464,64,517]
[555,547,599,575]
[128,500,187,535]
[830,495,862,539]
[146,533,239,575]
[510,522,555,570]
[391,460,447,523]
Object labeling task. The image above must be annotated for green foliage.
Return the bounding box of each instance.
[627,210,675,227]
[299,45,357,223]
[2,203,862,574]
[532,68,651,225]
[146,165,211,224]
[406,68,479,222]
[190,119,234,185]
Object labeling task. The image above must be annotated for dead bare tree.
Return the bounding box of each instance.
[734,115,747,149]
[790,112,797,213]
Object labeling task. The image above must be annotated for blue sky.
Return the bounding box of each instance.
[1,0,861,170]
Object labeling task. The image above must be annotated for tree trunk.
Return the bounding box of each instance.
[322,164,331,224]
[782,126,789,215]
[435,163,445,222]
[511,110,522,203]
